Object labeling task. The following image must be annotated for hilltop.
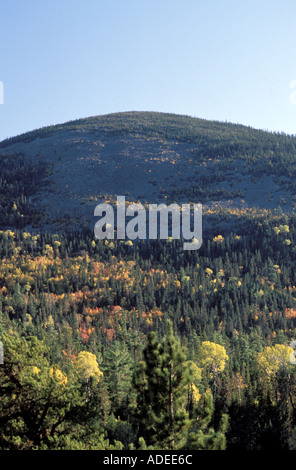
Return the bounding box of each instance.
[0,111,296,233]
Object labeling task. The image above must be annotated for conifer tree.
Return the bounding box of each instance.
[187,389,228,450]
[102,340,134,418]
[131,320,193,450]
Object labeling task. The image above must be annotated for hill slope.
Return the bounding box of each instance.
[0,111,296,232]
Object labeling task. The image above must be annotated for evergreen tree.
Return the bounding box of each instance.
[131,320,193,449]
[187,390,228,450]
[102,340,134,418]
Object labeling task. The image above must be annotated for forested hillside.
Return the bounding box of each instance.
[1,112,296,450]
[1,208,296,449]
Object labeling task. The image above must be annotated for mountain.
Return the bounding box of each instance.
[3,112,296,451]
[0,111,296,233]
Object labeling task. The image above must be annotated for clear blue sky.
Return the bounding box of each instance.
[0,0,296,141]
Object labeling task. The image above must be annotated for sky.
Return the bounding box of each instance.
[0,0,296,142]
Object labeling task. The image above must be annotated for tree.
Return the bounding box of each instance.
[198,341,228,394]
[131,323,229,450]
[257,344,294,382]
[0,332,104,449]
[131,321,193,450]
[256,344,296,449]
[102,340,134,417]
[187,389,228,450]
[74,351,103,384]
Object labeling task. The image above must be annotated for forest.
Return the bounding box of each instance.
[1,207,296,450]
[2,112,296,451]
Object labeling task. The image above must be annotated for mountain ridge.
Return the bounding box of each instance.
[1,111,296,233]
[1,110,294,148]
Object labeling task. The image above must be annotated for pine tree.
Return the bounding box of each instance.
[131,320,193,450]
[187,390,228,450]
[102,340,134,418]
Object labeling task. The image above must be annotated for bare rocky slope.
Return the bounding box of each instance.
[0,111,295,233]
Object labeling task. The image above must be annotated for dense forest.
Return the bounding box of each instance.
[2,112,296,451]
[1,208,296,450]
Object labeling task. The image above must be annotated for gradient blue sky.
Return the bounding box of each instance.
[0,0,296,141]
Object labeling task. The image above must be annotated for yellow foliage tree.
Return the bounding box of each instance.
[213,235,224,243]
[199,341,228,389]
[186,361,202,408]
[257,344,294,381]
[74,351,103,384]
[199,341,228,377]
[198,341,228,400]
[191,383,202,404]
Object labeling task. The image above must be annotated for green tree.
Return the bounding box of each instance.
[187,389,228,450]
[132,321,194,450]
[102,340,134,417]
